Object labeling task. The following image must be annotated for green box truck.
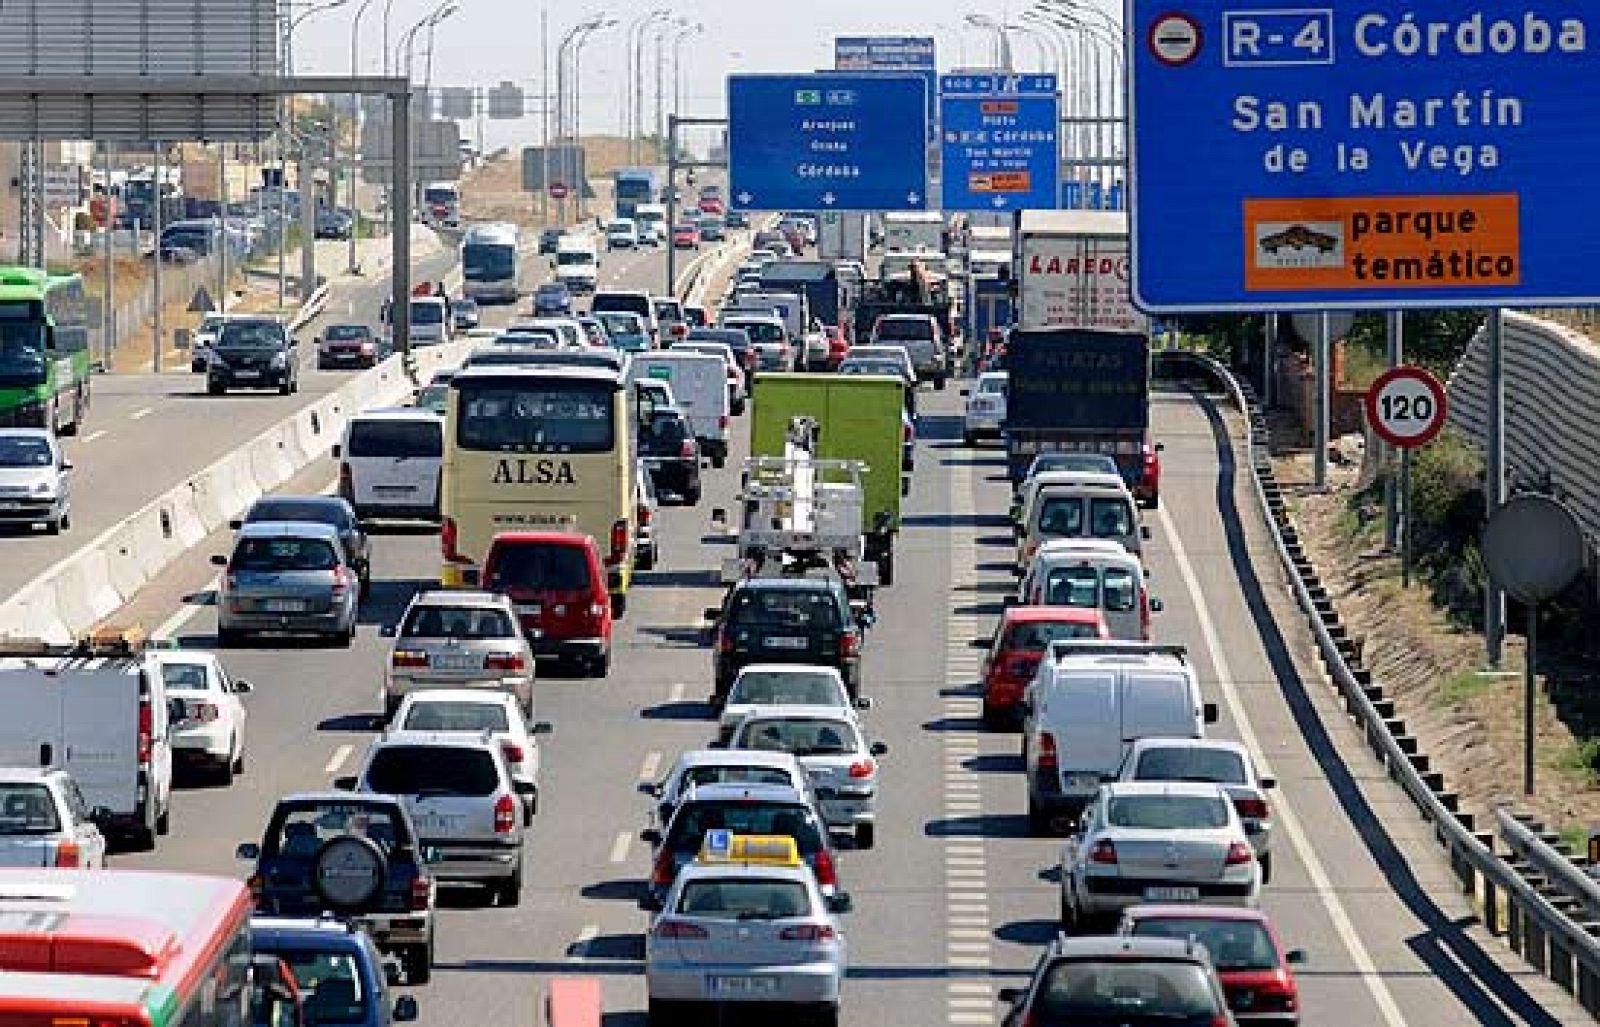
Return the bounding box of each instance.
[750,373,906,585]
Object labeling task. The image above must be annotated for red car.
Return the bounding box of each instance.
[823,325,849,368]
[1119,905,1305,1024]
[671,223,701,249]
[697,197,725,215]
[1135,440,1164,509]
[481,532,614,677]
[975,606,1108,726]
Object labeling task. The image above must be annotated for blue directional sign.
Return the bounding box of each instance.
[941,73,1060,212]
[834,36,936,72]
[1130,2,1598,311]
[728,74,929,212]
[1061,181,1126,211]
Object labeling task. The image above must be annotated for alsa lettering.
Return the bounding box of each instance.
[492,459,577,485]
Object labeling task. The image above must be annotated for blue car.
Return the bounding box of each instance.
[251,917,419,1025]
[533,281,573,316]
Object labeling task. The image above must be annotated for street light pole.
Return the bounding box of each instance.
[570,19,616,219]
[671,23,703,120]
[629,10,671,164]
[347,0,379,273]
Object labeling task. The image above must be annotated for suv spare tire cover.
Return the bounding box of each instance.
[312,834,388,911]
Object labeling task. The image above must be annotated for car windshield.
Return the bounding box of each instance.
[486,542,593,592]
[365,746,498,797]
[653,301,685,321]
[875,319,933,341]
[728,321,784,343]
[1091,498,1135,538]
[728,588,840,631]
[218,321,284,349]
[1133,748,1248,785]
[730,671,841,707]
[1107,794,1231,830]
[979,376,1007,395]
[1038,497,1085,537]
[839,361,902,377]
[681,765,795,791]
[232,537,339,572]
[556,251,594,266]
[462,243,514,280]
[401,604,517,639]
[643,413,689,450]
[740,718,859,757]
[1003,620,1101,649]
[346,419,442,459]
[667,801,823,855]
[415,385,448,413]
[1045,566,1101,608]
[247,499,347,529]
[0,784,59,835]
[402,701,512,733]
[272,804,407,857]
[1129,918,1281,972]
[1035,959,1220,1019]
[676,879,811,919]
[536,285,568,300]
[411,303,444,326]
[0,435,51,468]
[323,325,369,341]
[455,380,616,452]
[277,950,370,1025]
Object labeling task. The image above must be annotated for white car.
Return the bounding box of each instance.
[0,768,108,868]
[640,748,809,828]
[392,689,553,814]
[726,705,888,849]
[0,429,72,534]
[718,664,870,745]
[154,650,251,785]
[1116,737,1277,880]
[1060,782,1261,931]
[962,371,1008,444]
[606,219,639,250]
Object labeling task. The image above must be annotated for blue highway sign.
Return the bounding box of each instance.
[1129,2,1598,311]
[941,73,1060,212]
[834,36,936,71]
[728,73,929,212]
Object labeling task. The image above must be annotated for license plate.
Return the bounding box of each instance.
[765,636,807,650]
[264,599,307,613]
[374,484,416,494]
[707,975,779,997]
[234,370,261,378]
[417,814,463,834]
[1144,886,1200,902]
[1063,772,1101,791]
[431,653,481,671]
[516,604,542,617]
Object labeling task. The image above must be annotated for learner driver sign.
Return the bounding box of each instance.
[1128,2,1599,312]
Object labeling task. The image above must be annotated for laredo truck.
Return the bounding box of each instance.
[750,374,906,585]
[1013,209,1147,334]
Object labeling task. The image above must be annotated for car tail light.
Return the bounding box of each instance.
[811,848,837,888]
[653,919,709,939]
[391,649,429,669]
[338,462,353,499]
[718,414,729,430]
[609,519,629,565]
[1233,796,1269,820]
[485,652,526,673]
[138,702,152,763]
[679,439,696,460]
[903,421,913,443]
[840,632,860,658]
[638,504,653,526]
[247,874,264,899]
[55,840,81,868]
[847,759,875,779]
[1225,840,1255,865]
[780,924,837,941]
[1036,732,1059,770]
[330,565,351,601]
[502,743,526,765]
[651,848,676,887]
[493,794,517,834]
[442,517,471,565]
[410,876,431,911]
[1089,839,1118,865]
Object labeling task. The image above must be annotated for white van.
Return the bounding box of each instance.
[1022,641,1218,833]
[627,351,730,466]
[1018,541,1160,641]
[555,236,600,294]
[406,295,451,347]
[335,408,445,522]
[0,639,180,848]
[1018,474,1147,566]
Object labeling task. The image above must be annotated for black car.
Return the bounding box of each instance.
[234,494,372,596]
[706,575,863,702]
[639,409,702,505]
[236,793,438,984]
[533,281,573,316]
[538,228,563,254]
[207,317,298,396]
[999,934,1232,1027]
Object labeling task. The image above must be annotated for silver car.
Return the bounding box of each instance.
[641,749,809,829]
[382,591,535,720]
[1117,738,1277,881]
[646,849,849,1023]
[718,665,869,745]
[727,706,887,849]
[1060,782,1262,932]
[212,522,359,647]
[0,429,71,533]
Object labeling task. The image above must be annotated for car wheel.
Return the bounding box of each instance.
[1259,850,1272,885]
[637,546,656,571]
[278,379,292,396]
[232,745,245,777]
[216,627,242,648]
[156,804,170,836]
[591,651,612,678]
[1143,492,1161,510]
[876,551,895,588]
[648,999,682,1026]
[497,860,523,907]
[683,484,702,505]
[855,822,875,850]
[611,592,628,620]
[215,740,236,785]
[207,381,225,396]
[934,375,947,391]
[403,940,433,985]
[43,517,60,536]
[1061,887,1080,934]
[981,700,1004,730]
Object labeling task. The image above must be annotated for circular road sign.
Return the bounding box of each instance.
[1149,12,1203,67]
[1482,493,1586,604]
[548,182,569,200]
[1366,365,1447,449]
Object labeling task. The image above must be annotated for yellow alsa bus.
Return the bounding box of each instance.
[442,364,636,606]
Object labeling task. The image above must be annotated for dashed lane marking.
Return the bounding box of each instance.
[323,745,353,775]
[608,831,631,865]
[82,430,108,443]
[130,406,153,420]
[639,750,661,782]
[668,681,686,703]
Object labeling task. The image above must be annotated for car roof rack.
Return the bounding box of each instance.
[1046,640,1188,664]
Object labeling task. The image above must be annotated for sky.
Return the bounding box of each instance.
[290,0,1119,153]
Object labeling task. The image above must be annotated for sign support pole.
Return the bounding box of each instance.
[1485,308,1507,667]
[391,86,412,360]
[665,113,678,300]
[102,141,116,366]
[1524,600,1537,796]
[1313,312,1329,487]
[1400,448,1413,587]
[152,144,165,375]
[1262,313,1276,407]
[1383,311,1404,551]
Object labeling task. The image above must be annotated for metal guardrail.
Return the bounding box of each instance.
[1154,348,1600,1015]
[1496,807,1600,922]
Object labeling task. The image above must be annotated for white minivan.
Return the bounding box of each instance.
[626,351,730,467]
[1018,540,1160,641]
[1018,474,1147,566]
[1021,641,1217,834]
[335,408,445,522]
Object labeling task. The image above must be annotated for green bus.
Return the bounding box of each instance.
[0,266,92,434]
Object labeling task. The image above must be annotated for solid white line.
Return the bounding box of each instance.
[82,430,108,443]
[639,750,662,782]
[1159,503,1407,1027]
[668,682,686,703]
[152,576,218,641]
[608,831,631,865]
[130,406,153,420]
[323,745,353,775]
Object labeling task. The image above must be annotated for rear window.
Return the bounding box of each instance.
[1132,748,1248,785]
[455,380,616,453]
[730,670,841,707]
[728,588,841,631]
[681,765,795,790]
[676,879,811,919]
[1035,959,1220,1019]
[1106,795,1230,830]
[402,701,511,733]
[486,542,595,593]
[727,321,783,343]
[593,294,652,319]
[739,718,859,757]
[1002,619,1101,649]
[232,537,339,572]
[1033,453,1119,476]
[1128,918,1280,971]
[1103,567,1139,612]
[400,604,516,639]
[0,784,59,835]
[247,499,348,529]
[365,746,499,797]
[667,801,824,855]
[875,319,934,342]
[411,302,445,326]
[278,951,370,1024]
[347,419,442,459]
[324,325,370,341]
[1044,566,1100,608]
[643,413,689,448]
[272,804,408,856]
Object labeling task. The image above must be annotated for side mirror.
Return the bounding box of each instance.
[210,554,228,567]
[532,721,554,736]
[638,782,661,797]
[333,775,357,792]
[393,996,420,1022]
[167,697,186,725]
[1286,948,1307,965]
[1260,776,1277,791]
[1155,442,1166,452]
[640,828,662,845]
[869,741,888,757]
[959,388,970,397]
[998,987,1023,1005]
[234,680,254,694]
[1141,525,1152,540]
[826,892,854,914]
[1150,597,1165,613]
[380,625,398,638]
[227,518,243,530]
[1017,700,1033,718]
[853,696,874,711]
[702,607,722,623]
[969,638,990,650]
[60,459,73,472]
[639,893,664,912]
[313,336,323,346]
[1203,702,1220,724]
[331,444,342,459]
[235,842,260,861]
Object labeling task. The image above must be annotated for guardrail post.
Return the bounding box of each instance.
[1483,873,1500,935]
[1553,940,1575,991]
[1527,917,1547,972]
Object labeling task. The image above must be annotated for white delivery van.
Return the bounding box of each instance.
[1019,474,1147,566]
[555,235,600,294]
[0,636,180,848]
[627,351,730,466]
[335,408,445,522]
[1018,540,1160,641]
[1021,641,1217,834]
[391,295,450,347]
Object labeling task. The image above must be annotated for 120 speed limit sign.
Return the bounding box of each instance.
[1366,366,1447,449]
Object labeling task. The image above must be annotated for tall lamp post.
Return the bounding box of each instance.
[626,9,671,163]
[395,3,460,228]
[964,13,1013,70]
[569,17,616,218]
[671,22,703,121]
[346,0,380,273]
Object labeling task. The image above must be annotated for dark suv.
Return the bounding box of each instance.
[999,934,1234,1027]
[208,317,298,396]
[706,576,862,703]
[639,408,702,504]
[237,793,437,984]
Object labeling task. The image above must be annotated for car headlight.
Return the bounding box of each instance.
[270,352,288,368]
[32,480,54,497]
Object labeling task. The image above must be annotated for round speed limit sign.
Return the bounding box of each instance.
[1366,366,1447,449]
